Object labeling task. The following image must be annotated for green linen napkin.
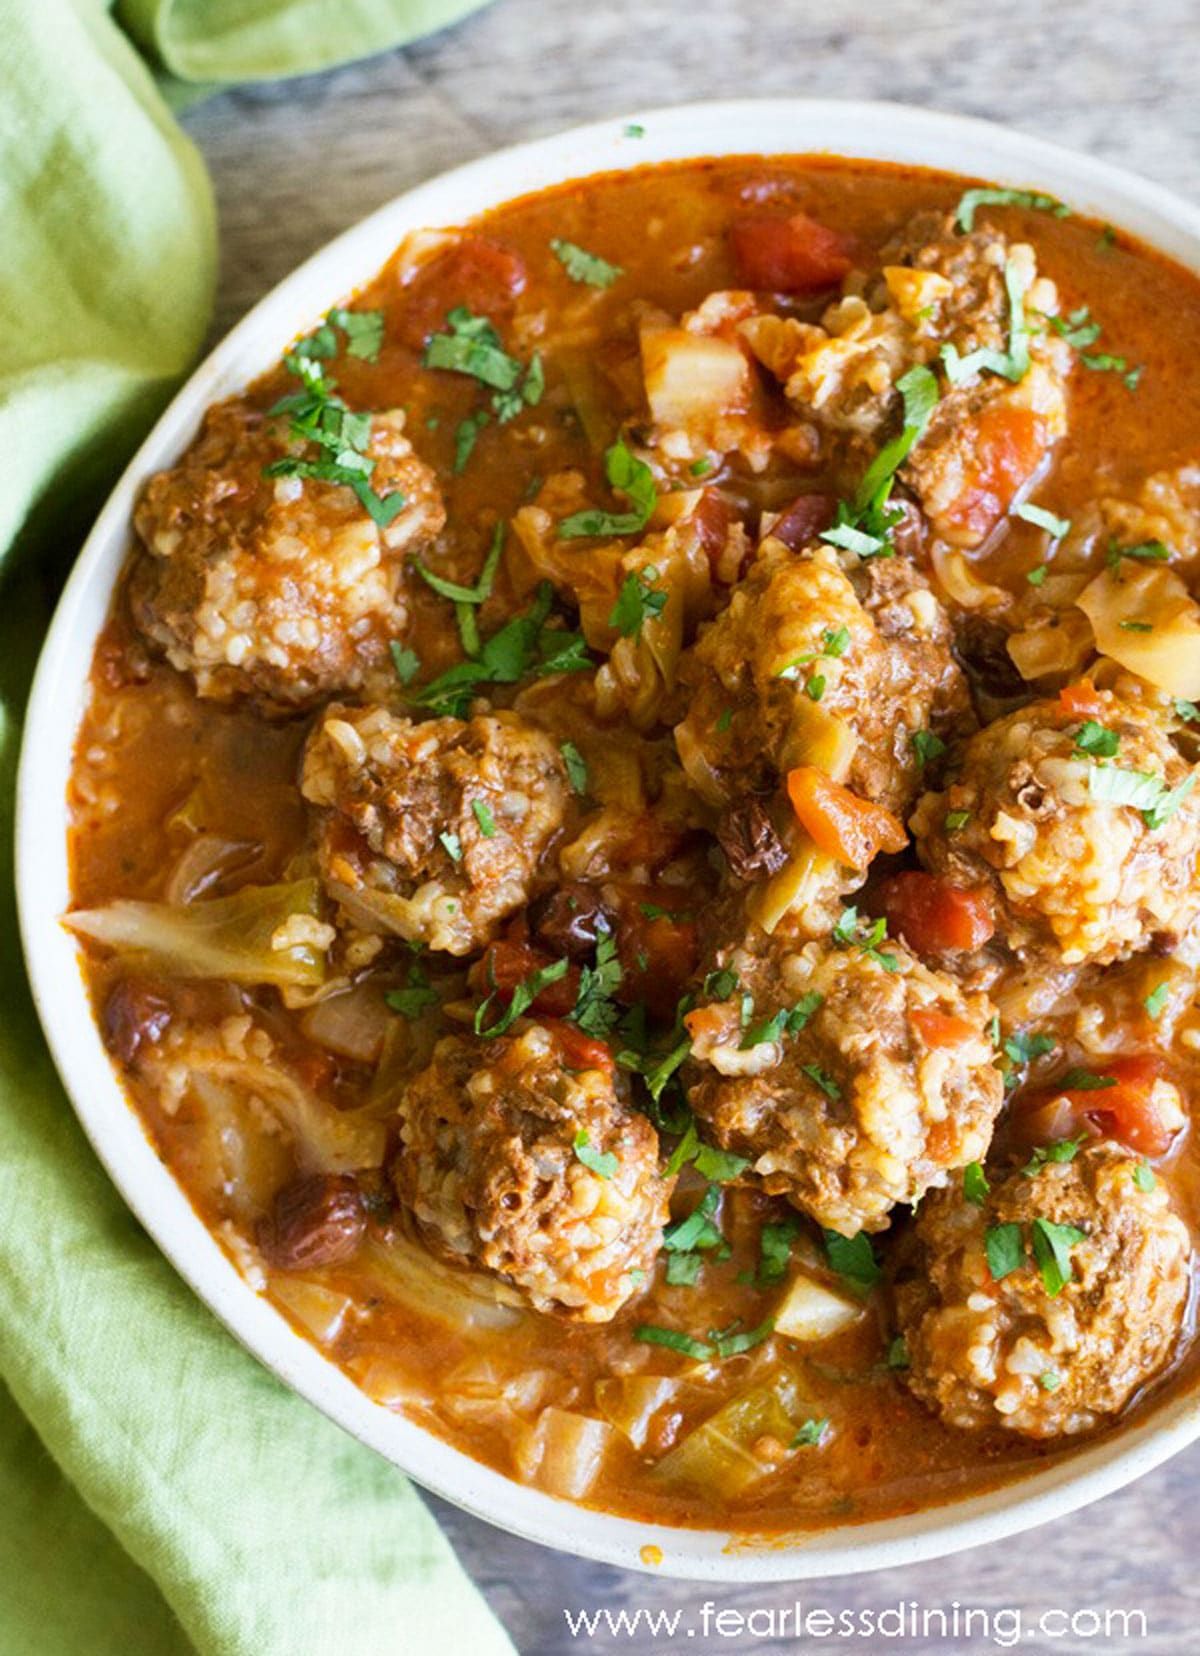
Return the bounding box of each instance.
[0,3,514,1654]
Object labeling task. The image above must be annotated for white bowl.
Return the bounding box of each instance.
[18,98,1200,1581]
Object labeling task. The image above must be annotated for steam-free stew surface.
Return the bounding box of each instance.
[69,158,1200,1531]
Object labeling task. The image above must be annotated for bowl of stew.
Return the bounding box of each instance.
[18,98,1200,1579]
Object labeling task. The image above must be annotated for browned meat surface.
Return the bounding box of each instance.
[911,688,1200,965]
[674,541,966,818]
[301,705,568,955]
[896,1142,1190,1437]
[130,398,445,707]
[684,924,1003,1234]
[392,1026,672,1320]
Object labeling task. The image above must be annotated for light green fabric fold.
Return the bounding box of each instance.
[116,0,492,83]
[0,3,512,1654]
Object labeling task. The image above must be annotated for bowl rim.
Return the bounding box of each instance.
[17,96,1200,1582]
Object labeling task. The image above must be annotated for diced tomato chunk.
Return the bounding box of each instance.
[911,1007,978,1049]
[472,939,579,1018]
[1058,679,1106,720]
[539,1019,615,1074]
[767,492,836,552]
[877,871,995,956]
[398,235,527,348]
[786,767,907,870]
[937,404,1046,544]
[1016,1056,1177,1158]
[730,211,852,294]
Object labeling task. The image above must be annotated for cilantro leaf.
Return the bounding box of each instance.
[1022,1135,1085,1177]
[560,740,588,795]
[551,238,623,288]
[574,1128,619,1180]
[822,1229,881,1293]
[963,1162,990,1206]
[474,955,570,1038]
[1030,1216,1087,1297]
[453,411,489,474]
[608,565,667,637]
[571,932,623,1038]
[792,1418,830,1447]
[634,1325,714,1361]
[757,1217,801,1284]
[1074,720,1119,758]
[985,1222,1024,1281]
[390,642,420,686]
[560,439,657,538]
[385,959,439,1020]
[954,187,1069,232]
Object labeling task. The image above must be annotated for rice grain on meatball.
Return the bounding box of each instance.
[674,541,966,817]
[684,926,1003,1234]
[392,1026,672,1320]
[895,1142,1190,1437]
[302,705,569,955]
[912,689,1200,965]
[131,398,444,707]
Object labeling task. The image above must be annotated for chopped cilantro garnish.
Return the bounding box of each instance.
[292,306,385,365]
[913,729,947,768]
[390,642,420,686]
[1014,501,1070,538]
[1031,1216,1087,1297]
[560,740,588,795]
[1004,1030,1057,1066]
[263,353,406,526]
[954,187,1069,232]
[664,1186,724,1255]
[623,122,645,138]
[665,1252,703,1287]
[453,411,489,474]
[633,1324,714,1361]
[944,810,971,832]
[963,1162,991,1206]
[474,955,570,1038]
[1133,1160,1157,1192]
[1026,564,1049,586]
[423,306,542,423]
[608,565,667,637]
[985,1222,1025,1281]
[1039,1370,1061,1392]
[821,365,938,559]
[692,1142,751,1183]
[438,831,462,863]
[560,439,657,538]
[1048,305,1102,350]
[703,967,739,1000]
[574,1128,618,1180]
[886,1335,910,1371]
[416,520,504,608]
[1119,620,1154,633]
[832,907,899,971]
[551,238,624,288]
[384,959,438,1020]
[1175,700,1200,723]
[571,933,623,1039]
[799,1063,842,1100]
[941,257,1030,385]
[757,1217,801,1285]
[413,582,590,717]
[1058,1068,1116,1091]
[471,799,496,838]
[792,1418,830,1447]
[690,457,714,477]
[823,1229,881,1293]
[1074,720,1119,758]
[1143,982,1170,1020]
[1022,1135,1084,1177]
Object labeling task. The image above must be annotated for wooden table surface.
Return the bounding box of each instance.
[184,5,1200,1648]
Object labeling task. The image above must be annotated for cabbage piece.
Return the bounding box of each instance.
[271,1278,355,1345]
[1077,564,1200,698]
[65,879,331,988]
[654,1366,815,1497]
[773,1272,864,1342]
[527,1407,616,1499]
[358,1238,526,1332]
[747,837,841,935]
[595,1375,681,1449]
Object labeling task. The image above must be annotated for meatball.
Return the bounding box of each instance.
[684,926,1003,1234]
[742,211,1071,547]
[392,1026,672,1320]
[912,690,1200,965]
[130,398,445,707]
[301,705,569,955]
[674,541,966,816]
[895,1142,1191,1437]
